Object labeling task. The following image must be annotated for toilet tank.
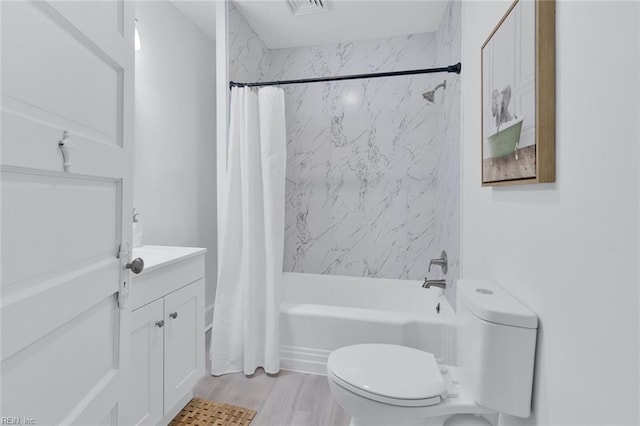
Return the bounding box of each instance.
[457,280,538,418]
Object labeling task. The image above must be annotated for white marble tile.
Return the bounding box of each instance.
[228,3,461,285]
[270,34,446,279]
[228,4,269,83]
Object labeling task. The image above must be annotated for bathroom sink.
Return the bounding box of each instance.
[131,245,206,275]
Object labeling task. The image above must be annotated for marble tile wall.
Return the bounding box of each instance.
[228,2,461,286]
[228,4,269,83]
[434,0,462,304]
[267,35,446,279]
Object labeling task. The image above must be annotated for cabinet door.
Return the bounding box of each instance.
[121,299,164,426]
[164,280,205,412]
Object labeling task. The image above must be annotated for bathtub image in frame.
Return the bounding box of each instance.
[481,0,555,186]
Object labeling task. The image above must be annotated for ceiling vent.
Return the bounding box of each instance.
[288,0,327,16]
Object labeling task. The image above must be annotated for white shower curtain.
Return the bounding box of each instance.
[210,87,286,376]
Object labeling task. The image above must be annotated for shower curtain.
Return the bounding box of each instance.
[210,87,286,376]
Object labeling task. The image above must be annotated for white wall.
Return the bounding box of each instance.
[134,1,217,326]
[462,1,639,424]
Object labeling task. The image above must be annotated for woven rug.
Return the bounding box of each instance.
[170,398,257,426]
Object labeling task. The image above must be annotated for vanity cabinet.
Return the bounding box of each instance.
[121,246,206,426]
[125,298,164,425]
[163,282,202,411]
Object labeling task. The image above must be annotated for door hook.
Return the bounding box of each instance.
[58,131,71,172]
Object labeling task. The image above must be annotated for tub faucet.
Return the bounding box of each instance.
[422,278,447,290]
[428,251,448,275]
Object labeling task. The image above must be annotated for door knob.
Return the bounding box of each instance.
[125,257,144,274]
[169,312,178,319]
[155,320,164,328]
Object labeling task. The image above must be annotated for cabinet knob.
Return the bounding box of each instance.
[155,320,164,328]
[169,312,178,319]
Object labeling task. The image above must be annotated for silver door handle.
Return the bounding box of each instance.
[126,257,144,274]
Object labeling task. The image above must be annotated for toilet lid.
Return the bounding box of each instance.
[327,344,446,407]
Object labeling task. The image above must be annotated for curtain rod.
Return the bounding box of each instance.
[229,62,461,89]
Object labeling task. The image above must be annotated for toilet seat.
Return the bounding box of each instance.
[327,344,447,407]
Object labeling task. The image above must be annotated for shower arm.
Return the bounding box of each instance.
[432,82,447,92]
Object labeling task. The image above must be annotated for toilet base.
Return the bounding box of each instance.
[329,368,498,426]
[349,413,496,426]
[445,414,497,426]
[349,414,450,426]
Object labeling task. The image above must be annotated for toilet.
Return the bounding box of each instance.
[327,279,538,426]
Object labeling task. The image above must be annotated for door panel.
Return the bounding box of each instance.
[164,281,205,411]
[1,1,120,144]
[121,300,164,426]
[1,256,118,361]
[1,111,127,177]
[53,1,126,38]
[0,0,134,423]
[1,171,118,290]
[2,296,118,423]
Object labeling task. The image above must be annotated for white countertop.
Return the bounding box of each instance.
[132,245,206,275]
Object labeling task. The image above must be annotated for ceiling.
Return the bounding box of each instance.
[171,1,217,40]
[233,0,449,49]
[169,1,449,49]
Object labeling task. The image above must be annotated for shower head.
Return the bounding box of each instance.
[422,91,436,103]
[422,80,447,103]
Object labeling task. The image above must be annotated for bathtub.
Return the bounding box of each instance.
[280,272,456,375]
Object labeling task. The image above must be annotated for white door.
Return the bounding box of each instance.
[121,300,164,426]
[1,1,135,424]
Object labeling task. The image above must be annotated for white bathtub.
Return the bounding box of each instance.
[280,272,456,375]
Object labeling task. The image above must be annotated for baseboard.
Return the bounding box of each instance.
[280,345,331,376]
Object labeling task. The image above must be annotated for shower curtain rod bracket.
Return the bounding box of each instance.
[229,62,461,89]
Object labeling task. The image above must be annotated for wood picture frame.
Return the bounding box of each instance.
[481,0,555,186]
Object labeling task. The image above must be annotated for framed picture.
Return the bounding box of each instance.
[481,0,555,186]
